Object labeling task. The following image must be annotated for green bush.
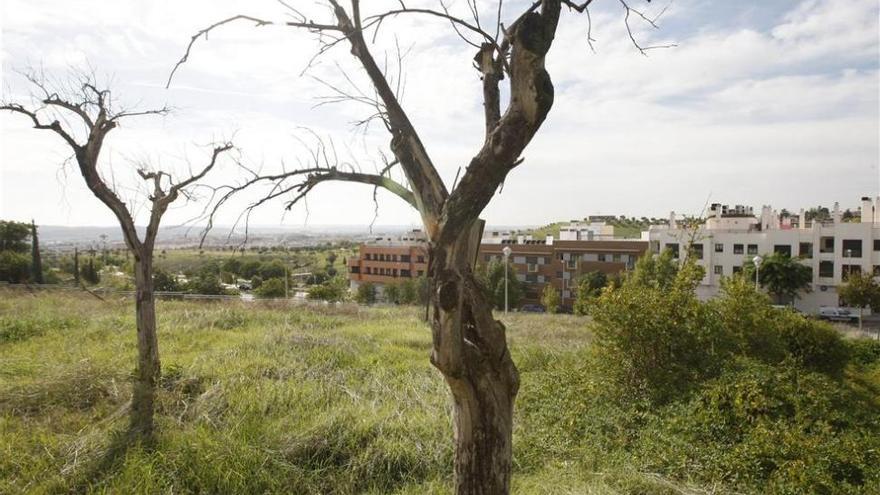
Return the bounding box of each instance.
[848,338,880,366]
[591,259,731,404]
[256,278,287,298]
[355,282,377,305]
[0,250,30,283]
[636,358,880,494]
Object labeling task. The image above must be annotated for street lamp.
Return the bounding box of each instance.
[753,255,763,291]
[502,246,512,314]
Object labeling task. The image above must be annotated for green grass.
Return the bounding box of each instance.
[1,290,877,494]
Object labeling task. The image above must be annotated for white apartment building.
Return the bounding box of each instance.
[646,197,880,314]
[558,221,615,241]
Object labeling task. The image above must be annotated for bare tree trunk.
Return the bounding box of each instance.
[431,221,519,494]
[131,252,160,438]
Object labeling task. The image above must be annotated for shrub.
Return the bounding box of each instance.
[256,278,287,298]
[848,339,880,366]
[308,276,348,303]
[355,282,377,305]
[591,259,731,404]
[636,358,880,494]
[540,285,560,314]
[0,250,30,283]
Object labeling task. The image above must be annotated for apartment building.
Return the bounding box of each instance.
[647,197,880,313]
[347,229,648,309]
[347,230,428,292]
[479,238,649,309]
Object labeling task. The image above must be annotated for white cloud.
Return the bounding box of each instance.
[1,0,878,231]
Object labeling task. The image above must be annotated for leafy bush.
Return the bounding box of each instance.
[636,358,880,494]
[355,282,377,304]
[308,276,348,303]
[256,278,287,298]
[0,250,30,283]
[591,258,730,404]
[848,338,880,366]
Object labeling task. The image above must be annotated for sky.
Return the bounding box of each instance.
[0,0,878,232]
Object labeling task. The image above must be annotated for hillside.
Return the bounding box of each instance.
[1,291,878,494]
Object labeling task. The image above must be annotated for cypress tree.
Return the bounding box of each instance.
[30,220,43,284]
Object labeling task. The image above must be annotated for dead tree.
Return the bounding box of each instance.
[1,70,235,439]
[171,0,666,492]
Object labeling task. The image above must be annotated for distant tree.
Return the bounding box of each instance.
[308,276,348,303]
[251,275,263,290]
[0,220,29,252]
[355,282,377,305]
[187,272,225,295]
[384,282,401,304]
[838,271,880,332]
[399,278,418,305]
[73,248,80,284]
[30,220,43,284]
[416,276,431,306]
[81,257,101,284]
[152,268,180,292]
[480,259,523,310]
[540,285,560,314]
[327,251,338,265]
[0,251,29,282]
[255,277,286,298]
[744,253,812,304]
[241,260,262,279]
[222,258,242,276]
[259,260,286,280]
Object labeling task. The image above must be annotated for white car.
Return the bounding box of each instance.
[817,307,859,322]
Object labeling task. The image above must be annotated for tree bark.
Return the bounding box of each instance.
[130,251,161,438]
[430,220,519,494]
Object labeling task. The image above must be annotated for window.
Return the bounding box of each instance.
[691,244,704,260]
[350,266,360,274]
[874,265,880,277]
[417,255,425,263]
[567,259,577,269]
[819,260,834,278]
[597,254,606,262]
[665,243,679,258]
[715,243,724,253]
[820,236,834,253]
[747,244,758,255]
[799,242,813,258]
[484,254,492,262]
[733,266,743,274]
[401,255,411,262]
[528,263,538,273]
[417,270,424,277]
[365,253,372,261]
[733,244,744,255]
[613,253,621,262]
[842,239,863,258]
[392,269,399,277]
[875,240,880,251]
[714,265,723,275]
[842,265,861,280]
[526,256,538,264]
[401,269,411,277]
[525,274,538,283]
[773,245,792,257]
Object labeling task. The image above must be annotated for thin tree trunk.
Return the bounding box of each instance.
[431,221,519,494]
[131,252,161,438]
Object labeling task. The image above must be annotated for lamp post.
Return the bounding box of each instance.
[753,255,763,291]
[502,246,512,314]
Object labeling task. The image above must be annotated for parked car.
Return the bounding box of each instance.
[818,307,859,322]
[520,304,545,313]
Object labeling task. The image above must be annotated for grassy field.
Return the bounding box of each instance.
[1,290,878,494]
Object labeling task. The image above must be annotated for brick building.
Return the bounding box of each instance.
[347,230,429,292]
[479,239,649,308]
[348,230,649,309]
